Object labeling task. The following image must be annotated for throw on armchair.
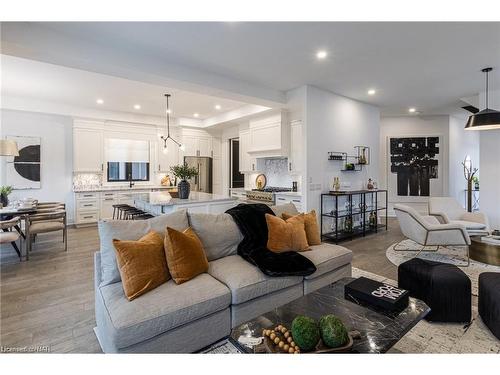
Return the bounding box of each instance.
[394,204,471,266]
[428,197,490,236]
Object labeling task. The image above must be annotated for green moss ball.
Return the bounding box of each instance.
[291,315,320,351]
[319,314,349,348]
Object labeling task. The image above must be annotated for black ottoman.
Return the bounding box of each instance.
[479,272,500,340]
[398,258,471,322]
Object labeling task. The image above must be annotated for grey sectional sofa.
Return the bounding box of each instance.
[94,203,352,353]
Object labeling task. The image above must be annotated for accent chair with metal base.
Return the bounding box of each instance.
[428,197,490,236]
[394,204,471,266]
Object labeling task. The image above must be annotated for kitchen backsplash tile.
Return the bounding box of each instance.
[256,158,293,188]
[73,173,102,191]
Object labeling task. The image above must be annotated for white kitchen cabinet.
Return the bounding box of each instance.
[100,196,118,220]
[181,134,212,157]
[239,130,257,173]
[289,120,303,174]
[157,141,179,173]
[247,112,289,158]
[73,128,103,172]
[211,137,221,158]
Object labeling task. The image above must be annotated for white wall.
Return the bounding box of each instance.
[304,85,380,214]
[0,109,75,222]
[380,115,449,214]
[479,89,500,229]
[448,115,480,207]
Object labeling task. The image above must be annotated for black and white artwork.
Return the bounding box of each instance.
[6,136,41,189]
[389,136,440,197]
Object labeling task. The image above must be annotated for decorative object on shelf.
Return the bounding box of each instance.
[344,162,355,171]
[0,185,13,207]
[0,139,19,156]
[462,155,478,212]
[369,211,377,228]
[367,178,374,190]
[473,176,479,190]
[343,216,354,233]
[355,146,370,165]
[5,135,41,189]
[255,174,267,190]
[464,67,500,131]
[358,202,367,211]
[328,151,345,161]
[292,181,298,192]
[170,163,198,199]
[160,94,185,153]
[332,177,340,192]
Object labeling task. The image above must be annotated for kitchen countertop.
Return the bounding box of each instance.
[134,191,236,206]
[73,185,177,193]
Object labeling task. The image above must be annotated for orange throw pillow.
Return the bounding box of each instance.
[113,231,170,301]
[164,227,209,284]
[283,210,321,246]
[265,213,309,253]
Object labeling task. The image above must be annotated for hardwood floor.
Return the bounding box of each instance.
[0,219,403,353]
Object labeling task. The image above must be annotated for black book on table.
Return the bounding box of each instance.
[344,277,409,312]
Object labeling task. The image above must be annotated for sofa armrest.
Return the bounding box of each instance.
[461,212,490,230]
[426,223,471,245]
[429,211,451,224]
[94,251,102,291]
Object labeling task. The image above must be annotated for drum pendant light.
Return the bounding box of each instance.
[465,67,500,131]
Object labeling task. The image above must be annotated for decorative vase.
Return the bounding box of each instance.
[367,178,374,190]
[474,182,479,190]
[344,217,353,233]
[369,212,377,228]
[178,180,190,199]
[0,193,9,207]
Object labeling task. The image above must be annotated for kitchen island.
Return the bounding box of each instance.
[134,191,238,215]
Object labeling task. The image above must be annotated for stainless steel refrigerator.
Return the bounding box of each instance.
[183,156,213,193]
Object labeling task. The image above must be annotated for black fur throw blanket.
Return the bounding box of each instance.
[225,203,316,277]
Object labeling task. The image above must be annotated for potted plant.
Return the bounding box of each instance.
[170,164,198,199]
[0,185,13,207]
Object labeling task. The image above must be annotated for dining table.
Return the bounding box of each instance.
[0,204,38,260]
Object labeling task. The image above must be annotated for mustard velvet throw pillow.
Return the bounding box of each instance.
[164,227,209,284]
[282,210,321,246]
[265,213,309,253]
[113,231,170,301]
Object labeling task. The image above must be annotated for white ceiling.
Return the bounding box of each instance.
[2,22,500,116]
[0,55,249,119]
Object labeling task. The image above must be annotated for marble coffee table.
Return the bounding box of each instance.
[231,277,430,353]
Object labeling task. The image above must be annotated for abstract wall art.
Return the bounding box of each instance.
[6,135,41,189]
[388,136,441,198]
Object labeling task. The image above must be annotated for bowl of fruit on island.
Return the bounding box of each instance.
[262,314,357,353]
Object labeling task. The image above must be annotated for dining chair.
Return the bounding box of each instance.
[0,216,23,260]
[26,210,67,255]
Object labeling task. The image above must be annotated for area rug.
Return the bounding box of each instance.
[352,267,500,353]
[385,239,500,296]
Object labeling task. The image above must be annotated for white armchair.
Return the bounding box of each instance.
[394,204,471,266]
[428,197,490,236]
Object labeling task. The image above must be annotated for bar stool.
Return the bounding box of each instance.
[112,204,130,220]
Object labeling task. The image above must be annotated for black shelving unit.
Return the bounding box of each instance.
[320,189,388,243]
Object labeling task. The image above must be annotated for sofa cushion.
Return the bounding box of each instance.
[98,210,189,287]
[98,273,231,349]
[270,202,299,218]
[450,220,487,230]
[265,213,309,253]
[208,255,303,305]
[188,212,243,261]
[300,243,353,280]
[165,227,208,285]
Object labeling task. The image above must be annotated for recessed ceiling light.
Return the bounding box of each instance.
[193,113,199,118]
[134,104,141,110]
[96,99,104,104]
[316,50,328,60]
[408,108,416,113]
[166,109,171,114]
[215,104,221,110]
[367,89,376,96]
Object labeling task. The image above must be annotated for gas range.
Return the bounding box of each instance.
[245,187,292,204]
